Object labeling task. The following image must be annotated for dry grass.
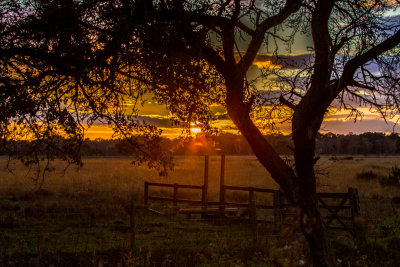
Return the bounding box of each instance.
[315,156,400,198]
[0,155,399,200]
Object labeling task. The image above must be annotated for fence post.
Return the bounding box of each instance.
[219,154,226,217]
[202,155,209,219]
[249,187,257,244]
[249,187,256,222]
[129,197,135,251]
[273,190,282,233]
[144,182,149,208]
[173,183,178,215]
[348,187,367,246]
[278,189,287,227]
[219,154,225,205]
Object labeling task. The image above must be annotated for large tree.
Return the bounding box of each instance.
[2,0,400,265]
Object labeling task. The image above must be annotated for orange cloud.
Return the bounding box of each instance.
[84,125,115,139]
[253,60,282,69]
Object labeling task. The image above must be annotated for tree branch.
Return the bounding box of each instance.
[279,95,296,110]
[309,0,335,90]
[237,0,303,73]
[339,29,400,91]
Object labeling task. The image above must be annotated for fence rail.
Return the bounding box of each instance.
[223,185,276,193]
[145,182,203,189]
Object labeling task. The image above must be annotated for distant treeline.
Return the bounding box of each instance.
[2,132,400,157]
[78,132,400,156]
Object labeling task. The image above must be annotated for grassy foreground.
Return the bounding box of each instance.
[0,155,399,266]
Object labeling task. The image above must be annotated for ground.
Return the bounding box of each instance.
[0,155,399,266]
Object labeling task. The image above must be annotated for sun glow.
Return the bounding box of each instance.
[191,127,202,134]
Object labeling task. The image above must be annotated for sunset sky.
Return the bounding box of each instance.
[86,7,400,140]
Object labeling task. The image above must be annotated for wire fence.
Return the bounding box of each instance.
[0,194,399,267]
[1,195,398,245]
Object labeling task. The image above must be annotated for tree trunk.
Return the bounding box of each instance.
[297,183,337,267]
[225,78,298,203]
[225,74,336,266]
[294,149,336,266]
[292,100,337,266]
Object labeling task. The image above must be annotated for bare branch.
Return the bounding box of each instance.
[279,95,296,110]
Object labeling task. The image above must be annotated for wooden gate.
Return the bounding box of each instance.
[277,188,365,242]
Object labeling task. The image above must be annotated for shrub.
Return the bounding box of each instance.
[379,166,400,186]
[356,170,379,180]
[389,166,400,184]
[329,156,353,161]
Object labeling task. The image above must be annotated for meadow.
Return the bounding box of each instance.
[3,155,400,198]
[0,155,399,266]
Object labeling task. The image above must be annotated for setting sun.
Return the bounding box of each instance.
[191,127,202,134]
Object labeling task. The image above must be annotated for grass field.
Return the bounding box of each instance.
[0,155,399,266]
[2,155,400,198]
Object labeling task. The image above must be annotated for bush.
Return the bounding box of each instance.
[329,156,354,161]
[379,166,400,186]
[356,170,379,180]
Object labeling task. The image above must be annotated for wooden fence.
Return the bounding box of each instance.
[143,155,365,239]
[144,182,222,208]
